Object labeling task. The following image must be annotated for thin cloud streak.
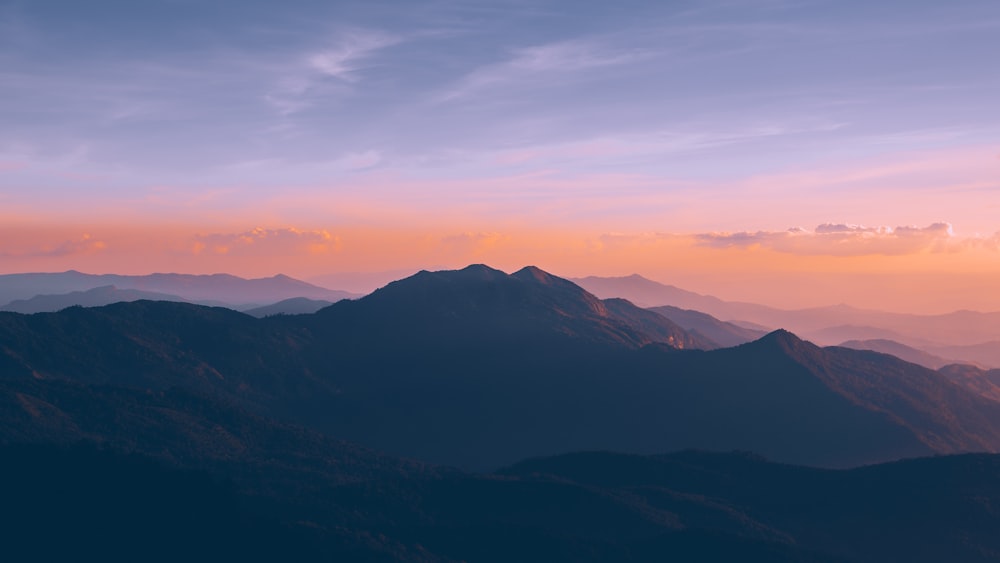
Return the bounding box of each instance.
[0,234,106,258]
[192,227,341,256]
[693,222,969,256]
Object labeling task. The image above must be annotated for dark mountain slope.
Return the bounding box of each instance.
[940,363,1000,402]
[0,379,828,563]
[838,338,954,370]
[243,296,334,317]
[0,444,372,563]
[314,265,709,350]
[0,301,335,416]
[505,449,1000,563]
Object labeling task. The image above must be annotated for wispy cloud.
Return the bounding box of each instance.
[0,234,106,258]
[439,39,647,101]
[440,231,509,256]
[192,227,341,256]
[265,28,401,115]
[694,222,961,256]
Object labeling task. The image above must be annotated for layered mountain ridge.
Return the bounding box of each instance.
[3,264,999,470]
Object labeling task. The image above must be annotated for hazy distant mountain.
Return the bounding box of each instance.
[0,285,188,313]
[0,270,358,308]
[927,341,1000,369]
[648,305,767,347]
[243,297,334,318]
[4,265,1000,471]
[574,274,1000,356]
[571,274,727,310]
[838,339,955,370]
[599,298,718,350]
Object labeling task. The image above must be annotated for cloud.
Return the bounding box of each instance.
[192,227,341,256]
[694,222,960,256]
[265,29,400,115]
[440,39,646,101]
[0,234,106,258]
[440,231,509,256]
[306,30,399,81]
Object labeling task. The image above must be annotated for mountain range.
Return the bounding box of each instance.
[6,379,1000,562]
[3,264,1000,470]
[0,270,359,311]
[6,264,1000,561]
[574,274,1000,367]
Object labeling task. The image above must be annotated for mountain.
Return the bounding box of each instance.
[927,341,1000,369]
[570,274,724,309]
[315,264,714,351]
[648,305,767,347]
[939,364,1000,403]
[839,339,955,370]
[243,297,334,317]
[9,375,1000,562]
[0,270,358,308]
[0,285,189,313]
[503,449,1000,563]
[4,265,1000,471]
[574,274,1000,356]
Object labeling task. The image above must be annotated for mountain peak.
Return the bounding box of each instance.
[511,265,558,284]
[751,329,811,353]
[457,264,507,278]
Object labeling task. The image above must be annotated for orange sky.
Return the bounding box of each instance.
[3,218,999,314]
[3,2,1000,314]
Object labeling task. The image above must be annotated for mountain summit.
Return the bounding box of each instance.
[318,265,714,350]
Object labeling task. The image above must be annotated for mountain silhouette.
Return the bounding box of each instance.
[243,297,334,317]
[0,270,358,308]
[2,265,1000,470]
[314,264,713,350]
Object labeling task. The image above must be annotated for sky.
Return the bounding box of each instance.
[2,0,999,312]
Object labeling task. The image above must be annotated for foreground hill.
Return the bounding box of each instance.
[7,377,1000,562]
[2,265,1000,470]
[504,450,1000,563]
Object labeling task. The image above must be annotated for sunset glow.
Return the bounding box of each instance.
[3,0,999,313]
